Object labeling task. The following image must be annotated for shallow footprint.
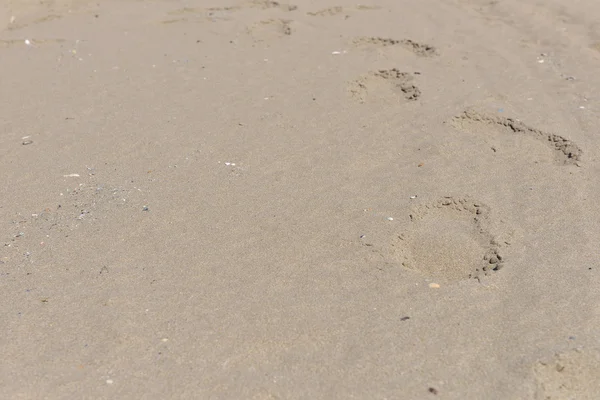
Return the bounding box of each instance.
[306,5,380,17]
[246,0,298,11]
[246,18,292,41]
[161,6,237,24]
[391,197,506,282]
[348,69,421,103]
[534,348,600,400]
[351,37,438,57]
[451,109,582,165]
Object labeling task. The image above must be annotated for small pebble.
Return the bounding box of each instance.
[429,283,440,289]
[22,140,33,145]
[387,217,394,221]
[489,256,498,264]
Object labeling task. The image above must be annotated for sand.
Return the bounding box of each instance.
[1,0,600,398]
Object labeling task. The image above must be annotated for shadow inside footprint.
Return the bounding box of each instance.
[392,197,505,282]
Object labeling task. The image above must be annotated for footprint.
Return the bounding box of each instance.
[246,18,292,40]
[161,1,296,24]
[352,37,438,57]
[162,6,238,23]
[391,197,506,282]
[451,109,583,165]
[348,69,421,103]
[534,348,600,399]
[400,39,438,57]
[306,6,344,16]
[247,0,297,11]
[306,5,380,17]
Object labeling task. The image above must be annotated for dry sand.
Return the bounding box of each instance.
[1,0,600,398]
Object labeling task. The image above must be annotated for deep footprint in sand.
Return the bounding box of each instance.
[348,69,421,103]
[391,197,507,282]
[451,109,582,165]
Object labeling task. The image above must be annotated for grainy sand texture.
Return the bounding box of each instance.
[2,0,600,398]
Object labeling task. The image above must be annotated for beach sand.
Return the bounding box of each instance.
[1,0,600,398]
